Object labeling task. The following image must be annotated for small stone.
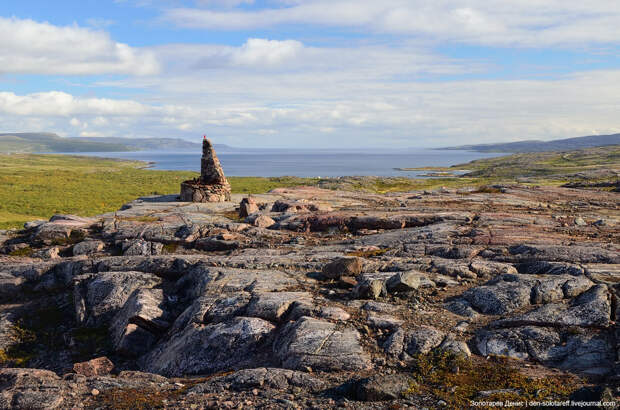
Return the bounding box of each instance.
[239,197,259,218]
[386,271,422,293]
[253,215,276,228]
[355,374,412,401]
[574,217,587,226]
[91,389,100,396]
[73,357,114,377]
[322,257,363,279]
[339,277,358,288]
[353,279,386,300]
[73,240,105,256]
[319,306,351,321]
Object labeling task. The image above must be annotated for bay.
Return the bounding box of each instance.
[59,148,504,178]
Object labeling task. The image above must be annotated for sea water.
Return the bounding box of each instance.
[58,148,503,178]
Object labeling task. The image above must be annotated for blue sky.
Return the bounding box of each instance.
[1,0,619,147]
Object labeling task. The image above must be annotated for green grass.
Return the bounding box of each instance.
[451,145,620,179]
[0,154,320,229]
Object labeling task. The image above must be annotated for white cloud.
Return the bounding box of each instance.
[0,91,149,116]
[164,0,620,47]
[231,38,303,66]
[0,17,159,75]
[3,69,620,147]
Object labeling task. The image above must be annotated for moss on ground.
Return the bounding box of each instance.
[8,246,34,257]
[408,350,581,408]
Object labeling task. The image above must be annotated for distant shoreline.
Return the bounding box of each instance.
[44,149,504,178]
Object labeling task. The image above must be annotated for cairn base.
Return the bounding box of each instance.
[180,180,231,202]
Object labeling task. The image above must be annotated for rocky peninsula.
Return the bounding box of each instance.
[0,145,618,408]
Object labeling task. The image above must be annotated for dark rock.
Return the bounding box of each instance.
[355,373,412,401]
[194,238,239,251]
[121,239,163,256]
[73,240,105,256]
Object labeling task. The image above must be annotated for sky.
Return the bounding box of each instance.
[1,1,620,148]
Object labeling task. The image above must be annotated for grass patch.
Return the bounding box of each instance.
[0,322,38,367]
[409,350,580,408]
[0,303,71,367]
[473,185,504,194]
[161,243,179,254]
[0,154,319,229]
[90,388,174,410]
[8,246,33,257]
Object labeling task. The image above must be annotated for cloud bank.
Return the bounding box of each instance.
[0,17,159,75]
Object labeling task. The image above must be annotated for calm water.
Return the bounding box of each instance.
[62,149,503,178]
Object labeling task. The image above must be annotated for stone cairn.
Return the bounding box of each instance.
[180,137,231,202]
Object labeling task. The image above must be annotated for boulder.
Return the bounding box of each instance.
[274,317,371,371]
[322,257,363,279]
[245,292,313,322]
[111,288,170,357]
[142,317,275,376]
[404,326,446,355]
[476,326,615,373]
[73,271,162,326]
[0,368,65,409]
[385,271,423,293]
[73,240,105,256]
[355,374,412,401]
[121,239,163,256]
[462,274,532,315]
[253,215,276,229]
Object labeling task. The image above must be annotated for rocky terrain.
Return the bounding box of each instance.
[0,183,618,408]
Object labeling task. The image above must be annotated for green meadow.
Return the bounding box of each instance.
[0,154,317,229]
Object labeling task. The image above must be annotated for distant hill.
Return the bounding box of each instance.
[0,133,230,153]
[440,133,620,153]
